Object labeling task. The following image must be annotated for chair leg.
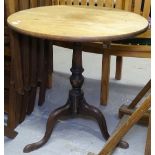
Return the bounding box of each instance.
[100,53,111,105]
[4,126,18,139]
[115,56,123,80]
[99,95,151,155]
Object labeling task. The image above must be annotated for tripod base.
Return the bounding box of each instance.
[23,42,128,153]
[23,91,128,153]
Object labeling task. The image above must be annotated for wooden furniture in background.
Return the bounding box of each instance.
[119,80,151,125]
[7,5,148,152]
[4,0,53,138]
[99,80,151,155]
[4,0,18,138]
[114,0,151,80]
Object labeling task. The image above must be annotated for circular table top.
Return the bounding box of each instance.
[7,5,148,42]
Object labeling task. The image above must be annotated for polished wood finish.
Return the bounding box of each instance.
[7,6,148,42]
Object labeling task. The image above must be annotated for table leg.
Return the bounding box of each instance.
[23,102,71,153]
[23,42,126,153]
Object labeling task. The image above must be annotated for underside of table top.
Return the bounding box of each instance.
[7,5,148,42]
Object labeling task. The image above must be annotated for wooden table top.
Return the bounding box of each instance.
[7,5,148,42]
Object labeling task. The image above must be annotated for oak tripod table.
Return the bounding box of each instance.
[7,5,148,153]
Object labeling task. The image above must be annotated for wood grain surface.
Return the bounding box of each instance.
[7,5,148,42]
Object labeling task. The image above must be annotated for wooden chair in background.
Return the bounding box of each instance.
[114,0,151,80]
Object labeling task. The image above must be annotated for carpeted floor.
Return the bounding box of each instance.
[4,46,150,155]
